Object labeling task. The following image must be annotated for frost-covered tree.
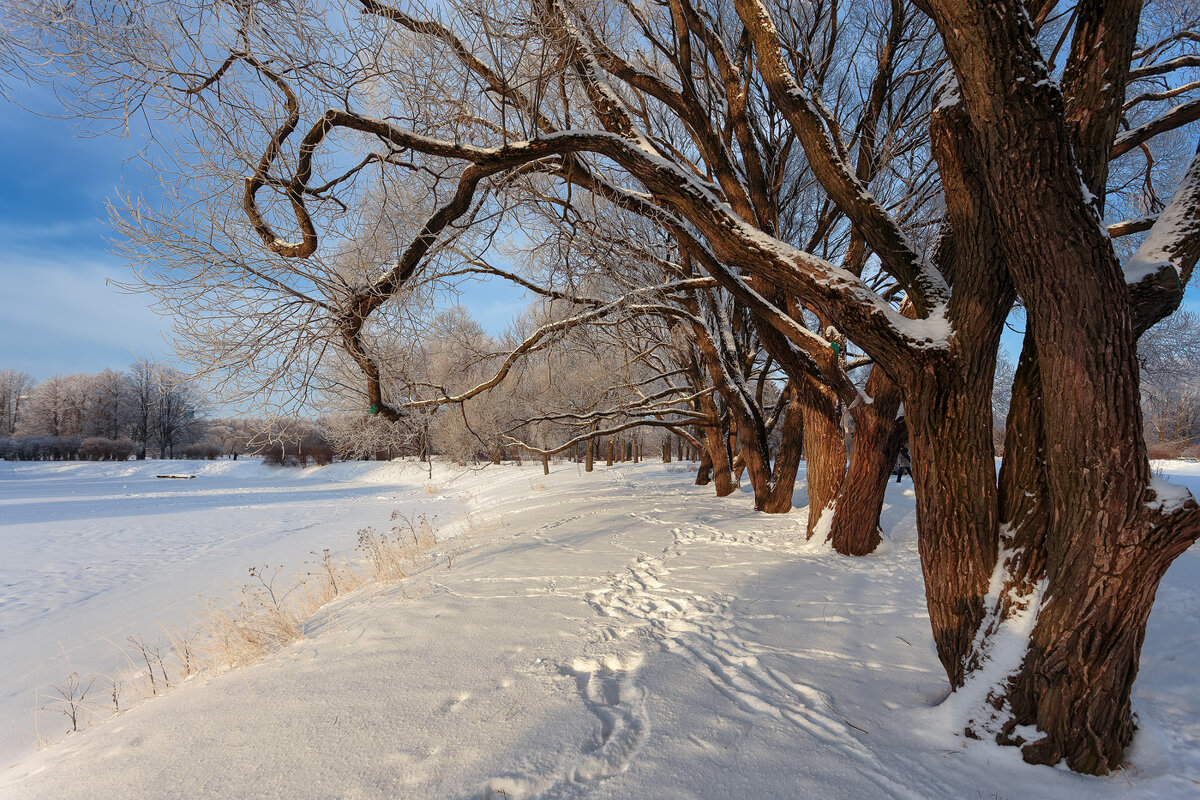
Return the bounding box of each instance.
[1139,309,1200,451]
[84,368,134,439]
[0,369,34,436]
[124,358,205,457]
[16,375,88,437]
[18,0,1200,772]
[204,417,265,458]
[150,367,204,458]
[125,358,159,459]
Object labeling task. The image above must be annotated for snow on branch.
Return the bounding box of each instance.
[1127,142,1200,334]
[1112,96,1200,159]
[730,0,950,317]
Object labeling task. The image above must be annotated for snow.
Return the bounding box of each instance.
[1,459,1199,798]
[888,302,954,348]
[0,458,460,764]
[1148,472,1193,514]
[945,530,1048,742]
[933,70,961,113]
[1125,162,1200,285]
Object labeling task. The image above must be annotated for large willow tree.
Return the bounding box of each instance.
[17,0,1200,772]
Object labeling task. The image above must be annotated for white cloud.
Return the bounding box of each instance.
[0,254,170,377]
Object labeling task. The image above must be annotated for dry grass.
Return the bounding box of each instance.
[43,673,96,734]
[36,508,451,744]
[200,564,309,668]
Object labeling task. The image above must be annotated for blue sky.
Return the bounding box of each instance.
[0,91,172,379]
[0,88,530,382]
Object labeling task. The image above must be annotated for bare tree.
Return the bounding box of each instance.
[151,367,203,458]
[126,357,159,460]
[0,369,35,436]
[20,0,1200,772]
[1139,308,1200,451]
[84,368,134,439]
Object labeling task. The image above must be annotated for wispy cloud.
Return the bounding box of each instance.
[0,255,170,378]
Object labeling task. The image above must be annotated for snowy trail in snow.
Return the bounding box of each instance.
[574,509,926,800]
[472,467,925,799]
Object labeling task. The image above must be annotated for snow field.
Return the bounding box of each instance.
[0,457,479,764]
[0,459,1198,798]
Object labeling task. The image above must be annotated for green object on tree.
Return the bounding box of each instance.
[831,341,841,357]
[368,404,380,415]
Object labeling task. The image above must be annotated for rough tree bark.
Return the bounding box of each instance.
[922,0,1200,771]
[827,366,904,555]
[799,386,847,540]
[888,72,1013,687]
[694,446,712,485]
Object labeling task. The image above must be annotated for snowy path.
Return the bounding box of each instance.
[2,461,1200,798]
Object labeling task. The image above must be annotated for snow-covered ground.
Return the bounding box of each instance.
[1,458,1198,798]
[0,457,460,764]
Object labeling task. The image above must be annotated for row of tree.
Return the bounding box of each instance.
[0,361,205,458]
[13,0,1200,774]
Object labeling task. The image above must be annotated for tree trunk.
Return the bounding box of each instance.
[767,393,807,513]
[893,66,1012,690]
[699,424,736,496]
[902,359,1000,688]
[800,390,846,540]
[827,366,903,555]
[738,430,773,510]
[926,0,1200,769]
[585,436,594,472]
[1002,505,1196,772]
[695,447,712,485]
[542,453,550,475]
[996,334,1050,600]
[732,395,778,511]
[741,387,806,514]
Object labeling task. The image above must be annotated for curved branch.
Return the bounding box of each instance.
[238,53,320,259]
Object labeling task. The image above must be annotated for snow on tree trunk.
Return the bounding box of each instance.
[800,394,845,540]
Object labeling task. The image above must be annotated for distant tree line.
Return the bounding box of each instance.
[0,359,204,460]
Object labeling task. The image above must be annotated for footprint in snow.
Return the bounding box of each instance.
[480,654,649,800]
